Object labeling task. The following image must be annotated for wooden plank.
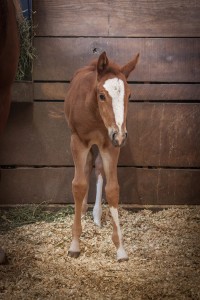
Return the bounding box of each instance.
[33,37,200,82]
[120,103,200,167]
[33,0,200,37]
[118,168,200,205]
[0,102,200,167]
[131,84,200,101]
[0,167,74,204]
[34,82,200,101]
[0,102,72,166]
[12,81,33,102]
[34,82,68,101]
[0,167,200,205]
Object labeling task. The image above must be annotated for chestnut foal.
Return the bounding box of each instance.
[65,52,139,261]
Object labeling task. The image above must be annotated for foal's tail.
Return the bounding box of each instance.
[82,147,105,221]
[94,151,105,178]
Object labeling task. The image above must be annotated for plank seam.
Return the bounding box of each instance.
[1,166,200,170]
[34,36,200,39]
[32,99,200,104]
[34,99,64,103]
[33,80,200,84]
[130,100,200,103]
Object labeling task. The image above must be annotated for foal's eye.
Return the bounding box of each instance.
[99,94,106,101]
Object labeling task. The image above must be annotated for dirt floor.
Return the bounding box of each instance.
[0,206,200,299]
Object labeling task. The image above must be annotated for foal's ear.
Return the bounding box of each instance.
[121,53,140,79]
[97,51,109,75]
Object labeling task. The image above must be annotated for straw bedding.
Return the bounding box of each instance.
[0,206,200,299]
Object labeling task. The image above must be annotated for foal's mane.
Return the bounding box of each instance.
[71,58,121,82]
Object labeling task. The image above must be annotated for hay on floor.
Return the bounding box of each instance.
[0,206,200,299]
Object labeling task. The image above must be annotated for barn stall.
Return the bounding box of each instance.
[0,0,200,206]
[0,0,200,298]
[0,1,200,205]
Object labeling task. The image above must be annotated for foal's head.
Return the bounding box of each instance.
[96,52,139,147]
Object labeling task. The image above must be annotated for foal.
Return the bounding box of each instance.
[65,52,139,261]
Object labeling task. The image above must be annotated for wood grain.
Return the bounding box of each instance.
[0,102,72,166]
[121,103,200,167]
[33,0,200,37]
[0,102,200,167]
[0,167,200,205]
[118,168,200,205]
[33,37,200,82]
[34,82,200,101]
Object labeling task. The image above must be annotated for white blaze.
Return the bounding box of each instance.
[103,78,125,132]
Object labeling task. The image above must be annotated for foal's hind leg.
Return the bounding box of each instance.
[81,149,93,216]
[93,153,104,227]
[68,134,90,258]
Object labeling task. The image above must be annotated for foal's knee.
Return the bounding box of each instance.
[72,178,88,200]
[105,182,119,206]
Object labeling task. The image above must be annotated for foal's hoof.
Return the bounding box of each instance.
[68,251,80,258]
[117,248,129,262]
[118,257,129,263]
[94,219,102,227]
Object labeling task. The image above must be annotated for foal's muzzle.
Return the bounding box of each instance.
[110,130,128,147]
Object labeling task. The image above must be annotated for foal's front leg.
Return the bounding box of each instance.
[100,146,128,262]
[68,134,90,258]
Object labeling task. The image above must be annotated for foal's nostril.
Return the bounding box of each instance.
[112,131,118,141]
[110,130,127,147]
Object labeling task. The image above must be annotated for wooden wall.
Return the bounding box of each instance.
[0,0,200,205]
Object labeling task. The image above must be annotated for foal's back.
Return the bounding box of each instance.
[64,62,100,135]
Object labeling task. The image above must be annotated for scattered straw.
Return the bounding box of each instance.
[0,206,200,299]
